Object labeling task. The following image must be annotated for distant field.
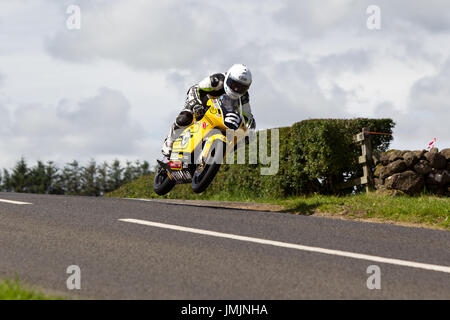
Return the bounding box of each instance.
[106,175,450,230]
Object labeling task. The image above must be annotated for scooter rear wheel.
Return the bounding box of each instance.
[153,165,176,195]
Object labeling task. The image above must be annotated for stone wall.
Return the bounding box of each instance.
[372,148,450,196]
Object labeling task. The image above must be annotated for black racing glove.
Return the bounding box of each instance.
[193,104,206,119]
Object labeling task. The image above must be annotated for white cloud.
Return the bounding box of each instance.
[401,60,450,148]
[0,88,150,169]
[1,0,450,170]
[373,59,450,151]
[45,0,234,71]
[410,60,450,113]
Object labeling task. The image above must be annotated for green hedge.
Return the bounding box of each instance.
[287,118,395,193]
[108,118,394,199]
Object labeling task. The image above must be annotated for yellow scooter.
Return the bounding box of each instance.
[154,95,248,195]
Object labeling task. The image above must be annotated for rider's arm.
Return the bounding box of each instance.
[185,85,203,109]
[240,92,256,129]
[185,73,226,111]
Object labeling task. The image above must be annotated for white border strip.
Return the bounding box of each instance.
[0,199,32,205]
[119,218,450,274]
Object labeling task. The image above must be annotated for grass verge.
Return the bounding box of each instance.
[280,193,450,229]
[106,175,450,230]
[0,278,64,300]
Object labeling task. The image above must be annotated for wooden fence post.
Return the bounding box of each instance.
[339,127,374,192]
[360,127,374,192]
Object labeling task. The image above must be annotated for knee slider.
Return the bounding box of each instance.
[176,111,193,127]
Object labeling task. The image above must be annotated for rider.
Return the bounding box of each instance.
[161,64,255,157]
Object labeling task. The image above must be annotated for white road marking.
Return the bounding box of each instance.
[0,199,32,205]
[119,218,450,274]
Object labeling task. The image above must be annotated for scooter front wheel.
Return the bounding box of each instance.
[191,140,225,193]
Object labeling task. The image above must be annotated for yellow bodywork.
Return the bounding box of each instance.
[172,98,247,161]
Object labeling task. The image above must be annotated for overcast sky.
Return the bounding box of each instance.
[0,0,449,170]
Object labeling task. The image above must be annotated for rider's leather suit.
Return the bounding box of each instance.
[161,72,255,156]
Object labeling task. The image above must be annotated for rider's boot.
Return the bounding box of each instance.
[161,123,180,158]
[161,110,194,158]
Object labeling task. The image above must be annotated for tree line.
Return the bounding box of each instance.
[0,158,152,196]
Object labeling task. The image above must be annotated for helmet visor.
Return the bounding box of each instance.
[226,77,249,95]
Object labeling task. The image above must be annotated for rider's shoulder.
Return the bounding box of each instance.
[209,73,225,87]
[198,73,225,90]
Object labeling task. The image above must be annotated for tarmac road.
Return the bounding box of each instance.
[0,192,449,299]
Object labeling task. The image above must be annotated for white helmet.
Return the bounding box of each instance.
[224,64,252,100]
